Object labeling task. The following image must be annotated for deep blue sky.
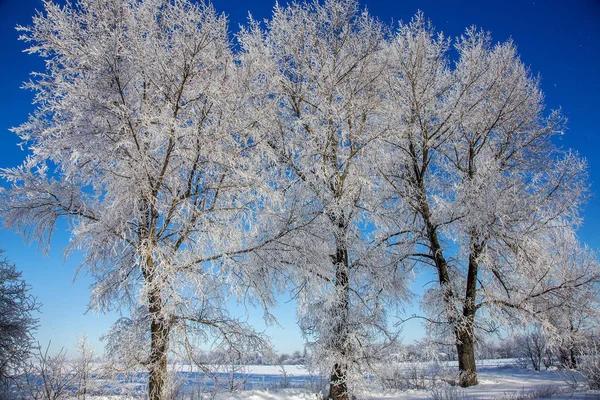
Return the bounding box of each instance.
[0,0,598,355]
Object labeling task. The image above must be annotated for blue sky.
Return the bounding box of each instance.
[0,0,598,356]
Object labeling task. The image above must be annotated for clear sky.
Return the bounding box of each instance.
[0,0,598,356]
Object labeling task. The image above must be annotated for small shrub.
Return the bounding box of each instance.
[497,385,561,400]
[579,342,600,389]
[429,382,465,400]
[380,361,445,390]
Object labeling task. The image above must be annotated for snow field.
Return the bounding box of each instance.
[80,361,599,399]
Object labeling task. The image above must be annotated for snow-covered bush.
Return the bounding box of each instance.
[17,343,81,400]
[13,336,115,400]
[377,343,450,390]
[579,341,600,389]
[0,252,39,397]
[429,382,465,400]
[379,360,448,391]
[496,385,561,400]
[514,326,551,371]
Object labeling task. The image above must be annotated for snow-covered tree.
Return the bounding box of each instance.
[532,243,600,369]
[0,250,39,396]
[0,0,281,398]
[381,15,595,386]
[238,1,410,398]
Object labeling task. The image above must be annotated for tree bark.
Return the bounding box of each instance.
[148,289,170,400]
[456,238,482,387]
[568,320,578,369]
[329,362,349,400]
[420,193,481,387]
[139,198,171,400]
[569,347,577,370]
[328,226,350,400]
[456,328,478,387]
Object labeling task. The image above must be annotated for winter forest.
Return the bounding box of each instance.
[0,0,599,399]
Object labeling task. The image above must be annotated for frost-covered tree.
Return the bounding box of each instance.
[382,15,594,386]
[0,0,282,398]
[0,250,39,396]
[534,244,600,369]
[238,1,410,398]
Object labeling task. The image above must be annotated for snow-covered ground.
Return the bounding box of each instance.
[44,361,600,399]
[364,366,597,399]
[209,365,599,400]
[229,361,598,399]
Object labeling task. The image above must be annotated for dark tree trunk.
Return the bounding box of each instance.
[421,199,477,387]
[143,242,169,400]
[143,272,171,400]
[148,289,170,400]
[410,127,485,388]
[327,226,350,400]
[329,362,349,400]
[423,197,482,387]
[148,333,168,400]
[569,321,578,369]
[456,329,478,387]
[139,198,171,400]
[570,347,578,369]
[456,238,482,387]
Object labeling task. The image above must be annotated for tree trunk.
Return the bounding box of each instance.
[148,309,170,400]
[569,320,578,369]
[456,238,482,387]
[147,263,170,400]
[569,347,577,369]
[329,362,349,400]
[456,329,478,387]
[328,230,350,400]
[420,198,479,387]
[139,198,171,400]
